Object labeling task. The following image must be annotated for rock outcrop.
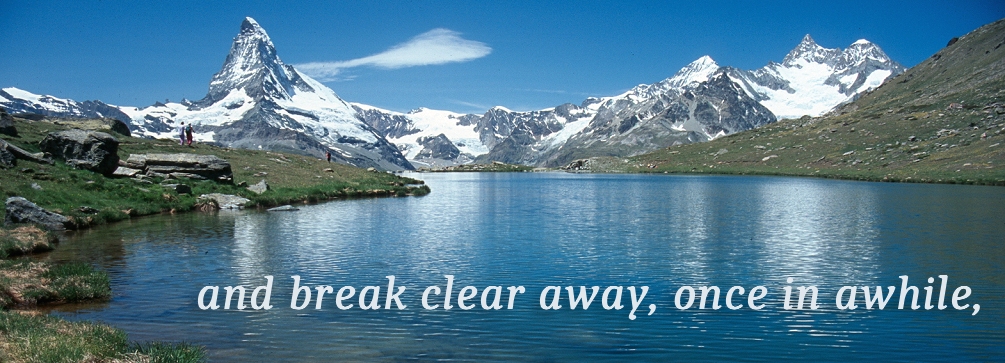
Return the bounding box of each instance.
[0,148,15,169]
[197,194,250,210]
[247,179,269,194]
[39,129,120,175]
[4,197,71,230]
[0,107,17,136]
[416,134,461,160]
[120,153,233,183]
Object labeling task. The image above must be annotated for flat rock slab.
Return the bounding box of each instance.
[267,205,299,212]
[112,166,141,177]
[123,153,233,183]
[198,193,250,210]
[0,139,53,165]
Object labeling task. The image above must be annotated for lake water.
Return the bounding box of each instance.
[46,172,1005,361]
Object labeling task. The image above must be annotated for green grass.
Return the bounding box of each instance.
[134,342,206,363]
[0,226,56,258]
[0,115,431,228]
[0,110,430,362]
[0,311,128,363]
[0,229,205,363]
[0,311,205,363]
[0,260,111,307]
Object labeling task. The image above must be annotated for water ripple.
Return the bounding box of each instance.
[44,173,1005,362]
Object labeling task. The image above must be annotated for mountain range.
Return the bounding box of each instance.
[619,18,1005,185]
[0,17,904,169]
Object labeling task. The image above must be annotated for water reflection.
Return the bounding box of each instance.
[754,178,880,283]
[46,173,1005,362]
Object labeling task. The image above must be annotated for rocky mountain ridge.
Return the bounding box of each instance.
[1,21,904,169]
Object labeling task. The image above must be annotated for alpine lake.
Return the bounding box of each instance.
[41,172,1005,361]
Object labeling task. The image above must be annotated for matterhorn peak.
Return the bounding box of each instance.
[241,17,265,33]
[203,17,304,104]
[237,17,273,45]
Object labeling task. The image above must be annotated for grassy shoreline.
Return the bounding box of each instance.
[0,115,430,229]
[571,155,1005,186]
[0,115,432,362]
[566,101,1005,186]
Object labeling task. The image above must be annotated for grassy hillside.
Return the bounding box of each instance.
[593,19,1005,185]
[0,115,429,228]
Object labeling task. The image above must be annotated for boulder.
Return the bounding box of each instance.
[248,179,269,194]
[0,107,17,137]
[4,197,71,230]
[39,129,120,175]
[197,193,250,210]
[123,153,233,183]
[0,147,15,169]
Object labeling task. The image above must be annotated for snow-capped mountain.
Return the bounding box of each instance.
[0,87,132,123]
[1,29,902,169]
[525,60,776,167]
[1,18,412,170]
[350,36,902,167]
[123,18,412,170]
[728,35,906,119]
[354,55,772,167]
[352,104,484,167]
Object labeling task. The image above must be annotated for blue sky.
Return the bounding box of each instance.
[1,1,1002,114]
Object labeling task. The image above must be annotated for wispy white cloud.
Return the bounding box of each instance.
[297,29,491,81]
[447,99,491,111]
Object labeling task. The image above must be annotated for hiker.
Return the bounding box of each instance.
[185,123,194,146]
[326,150,331,163]
[178,122,186,145]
